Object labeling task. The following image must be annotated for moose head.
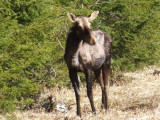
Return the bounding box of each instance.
[67,11,99,45]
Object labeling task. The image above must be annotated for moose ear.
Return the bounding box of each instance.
[67,13,77,22]
[88,11,99,21]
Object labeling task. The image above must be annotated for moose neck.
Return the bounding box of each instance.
[65,28,82,57]
[69,26,83,45]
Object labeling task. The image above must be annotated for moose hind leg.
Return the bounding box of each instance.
[69,69,81,116]
[102,63,110,111]
[94,68,105,109]
[85,68,96,113]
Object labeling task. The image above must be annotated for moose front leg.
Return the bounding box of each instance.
[69,69,81,116]
[85,68,96,114]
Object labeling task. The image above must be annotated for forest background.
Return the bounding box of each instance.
[0,0,160,113]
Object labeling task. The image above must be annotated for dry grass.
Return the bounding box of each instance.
[1,66,160,120]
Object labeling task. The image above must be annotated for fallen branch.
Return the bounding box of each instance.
[82,0,84,9]
[51,66,57,78]
[53,32,65,50]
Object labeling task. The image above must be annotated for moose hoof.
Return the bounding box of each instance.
[105,109,109,114]
[93,111,96,115]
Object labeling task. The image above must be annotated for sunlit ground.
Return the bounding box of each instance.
[1,66,160,120]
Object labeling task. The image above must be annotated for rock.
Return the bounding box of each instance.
[56,103,68,112]
[153,70,160,75]
[47,95,68,112]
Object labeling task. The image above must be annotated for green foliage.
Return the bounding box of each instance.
[0,0,41,24]
[0,0,160,113]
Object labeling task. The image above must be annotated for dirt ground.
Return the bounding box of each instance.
[1,66,160,120]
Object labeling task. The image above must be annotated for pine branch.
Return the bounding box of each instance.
[89,0,100,8]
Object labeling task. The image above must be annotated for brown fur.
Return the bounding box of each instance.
[64,11,112,117]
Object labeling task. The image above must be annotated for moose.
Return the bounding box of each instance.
[64,11,112,117]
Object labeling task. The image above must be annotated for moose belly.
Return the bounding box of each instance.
[92,57,105,70]
[71,55,105,71]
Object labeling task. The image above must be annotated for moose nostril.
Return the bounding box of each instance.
[78,26,83,31]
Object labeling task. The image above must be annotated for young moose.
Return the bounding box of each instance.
[64,11,112,116]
